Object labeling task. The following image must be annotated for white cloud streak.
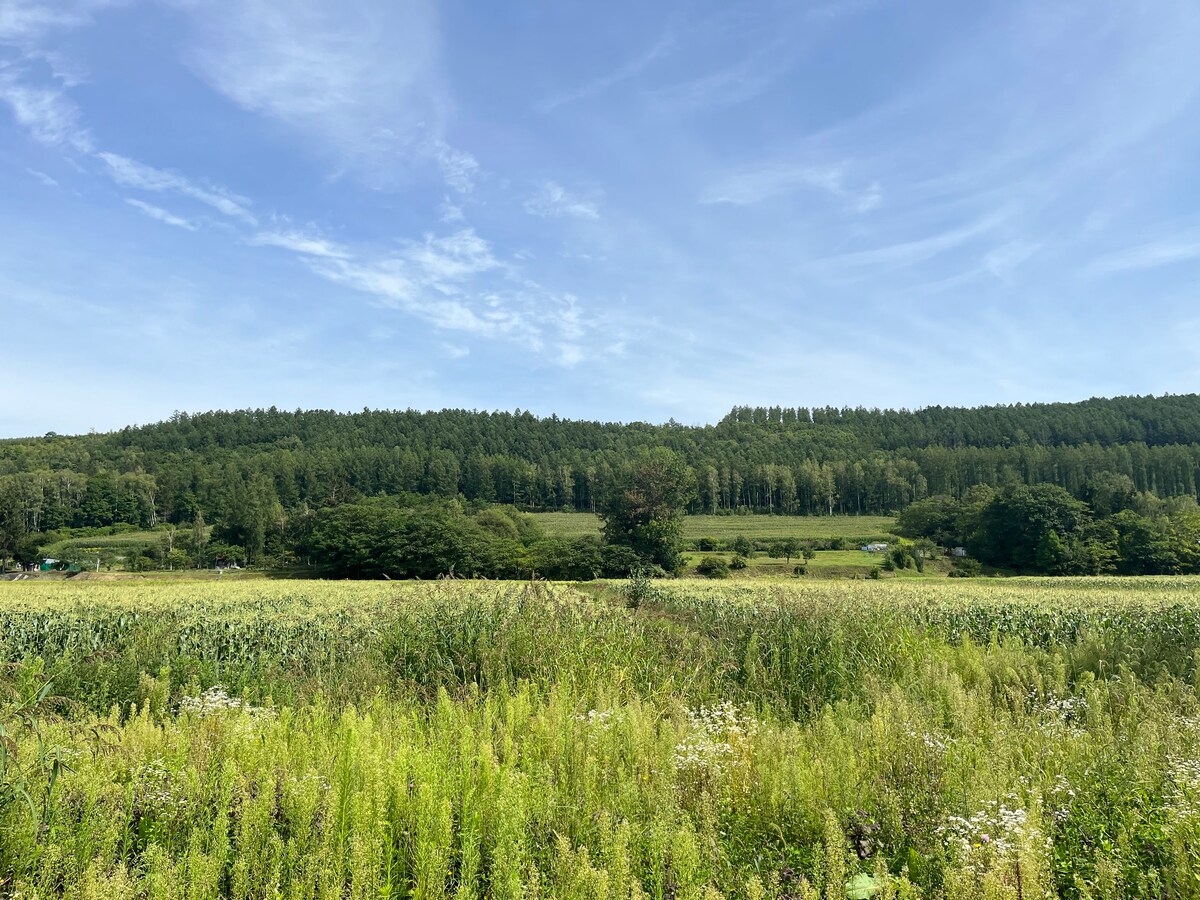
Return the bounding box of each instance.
[524,182,600,220]
[538,34,675,113]
[249,230,348,259]
[124,198,198,230]
[299,227,590,363]
[702,162,880,211]
[0,70,92,150]
[0,0,119,45]
[98,152,257,224]
[1089,238,1200,275]
[177,0,475,191]
[26,168,59,187]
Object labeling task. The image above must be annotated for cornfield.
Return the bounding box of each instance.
[3,577,1200,898]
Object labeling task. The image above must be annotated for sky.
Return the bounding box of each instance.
[2,0,1200,437]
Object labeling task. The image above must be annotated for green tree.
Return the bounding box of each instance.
[779,537,801,564]
[599,449,696,574]
[973,484,1091,572]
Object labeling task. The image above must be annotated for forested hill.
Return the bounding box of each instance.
[3,395,1200,542]
[720,394,1200,449]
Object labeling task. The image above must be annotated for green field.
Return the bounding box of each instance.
[2,576,1200,896]
[682,547,935,578]
[533,512,897,542]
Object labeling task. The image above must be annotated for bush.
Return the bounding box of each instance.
[793,564,807,576]
[949,557,982,578]
[730,554,749,570]
[694,536,720,551]
[695,556,731,579]
[621,568,662,608]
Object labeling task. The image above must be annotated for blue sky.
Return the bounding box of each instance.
[3,0,1200,437]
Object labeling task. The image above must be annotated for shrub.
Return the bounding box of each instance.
[949,557,982,578]
[621,568,661,608]
[695,556,731,579]
[730,554,749,570]
[731,536,754,558]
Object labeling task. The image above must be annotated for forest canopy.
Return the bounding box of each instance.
[4,394,1200,572]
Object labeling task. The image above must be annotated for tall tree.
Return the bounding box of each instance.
[599,449,695,573]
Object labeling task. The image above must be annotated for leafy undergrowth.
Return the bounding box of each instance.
[1,578,1200,897]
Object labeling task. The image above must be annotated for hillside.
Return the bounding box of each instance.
[2,395,1200,563]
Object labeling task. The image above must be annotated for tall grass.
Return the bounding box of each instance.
[2,578,1200,896]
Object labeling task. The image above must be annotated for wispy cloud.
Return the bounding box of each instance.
[524,182,600,220]
[815,215,1004,274]
[298,227,590,363]
[646,32,797,113]
[125,198,197,230]
[405,228,500,285]
[538,34,675,113]
[0,71,92,150]
[0,0,119,45]
[311,254,521,336]
[0,0,125,151]
[1089,237,1200,275]
[701,162,880,211]
[26,167,59,187]
[983,240,1041,278]
[434,142,479,193]
[249,229,348,259]
[177,0,473,190]
[98,152,256,224]
[438,198,465,224]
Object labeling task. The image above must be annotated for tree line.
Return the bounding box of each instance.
[15,450,692,580]
[4,395,1200,566]
[897,479,1200,575]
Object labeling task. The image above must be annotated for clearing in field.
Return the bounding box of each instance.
[533,512,897,542]
[1,576,1198,897]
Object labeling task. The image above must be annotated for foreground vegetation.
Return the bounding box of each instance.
[4,577,1200,896]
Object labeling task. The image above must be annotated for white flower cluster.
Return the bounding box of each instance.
[905,728,951,753]
[1169,755,1200,789]
[673,701,756,774]
[938,797,1049,872]
[575,709,615,730]
[1029,689,1088,724]
[178,686,274,719]
[134,758,189,815]
[684,700,754,734]
[1048,775,1076,824]
[1166,755,1200,820]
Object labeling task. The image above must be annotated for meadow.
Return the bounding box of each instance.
[532,513,897,543]
[2,577,1200,897]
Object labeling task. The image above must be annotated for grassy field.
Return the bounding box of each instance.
[533,512,897,542]
[682,548,937,579]
[3,576,1200,897]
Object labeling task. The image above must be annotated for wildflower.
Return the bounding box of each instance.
[178,686,274,719]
